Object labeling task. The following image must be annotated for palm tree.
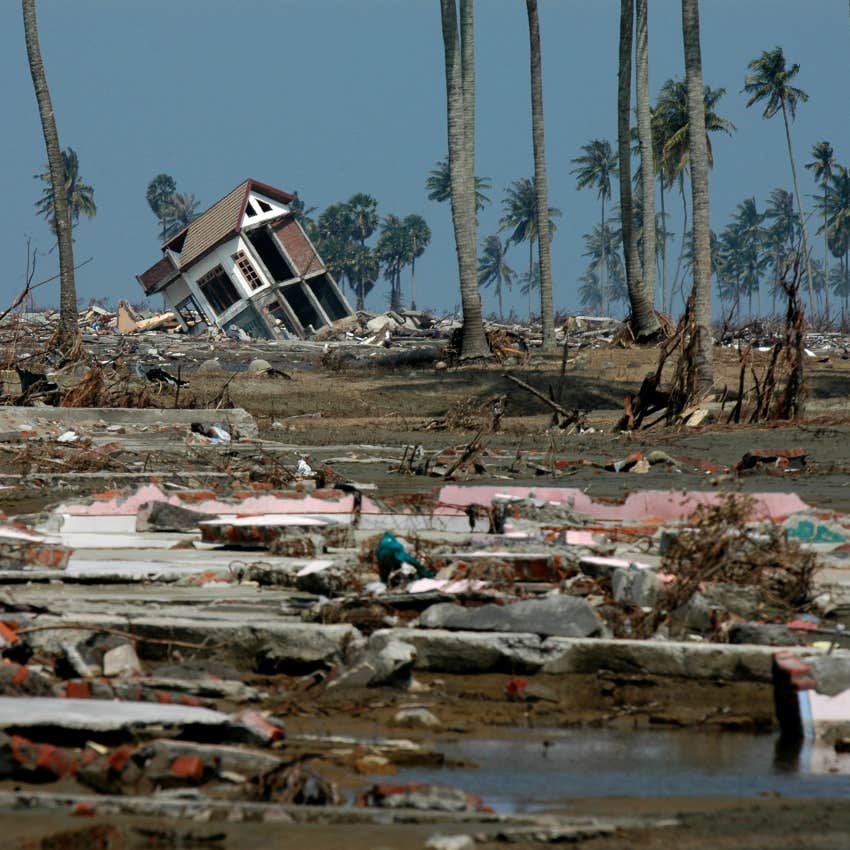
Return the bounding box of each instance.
[35,147,96,236]
[347,193,379,247]
[820,166,850,322]
[731,197,768,318]
[743,47,815,319]
[582,223,626,311]
[146,174,177,241]
[403,214,431,309]
[579,269,606,314]
[477,235,515,319]
[572,139,617,314]
[376,214,407,310]
[288,191,317,230]
[314,200,377,310]
[633,0,662,338]
[165,193,200,236]
[652,78,735,309]
[499,176,561,320]
[426,157,491,214]
[525,0,555,349]
[22,0,78,355]
[682,0,713,395]
[764,187,798,313]
[440,0,489,358]
[806,141,836,320]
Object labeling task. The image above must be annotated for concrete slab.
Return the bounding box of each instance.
[0,696,231,736]
[0,406,258,438]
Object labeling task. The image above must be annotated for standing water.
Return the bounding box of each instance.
[397,729,850,812]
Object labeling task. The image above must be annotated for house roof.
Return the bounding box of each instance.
[163,179,295,270]
[136,252,179,296]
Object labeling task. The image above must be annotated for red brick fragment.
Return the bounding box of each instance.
[170,755,205,781]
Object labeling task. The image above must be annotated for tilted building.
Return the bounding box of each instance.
[136,179,352,339]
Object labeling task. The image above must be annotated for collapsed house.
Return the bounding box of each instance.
[136,179,353,339]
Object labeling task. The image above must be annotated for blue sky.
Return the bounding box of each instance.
[1,0,848,319]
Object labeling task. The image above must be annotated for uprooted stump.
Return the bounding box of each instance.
[635,494,819,639]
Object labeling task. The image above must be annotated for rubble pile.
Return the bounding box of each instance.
[0,328,850,839]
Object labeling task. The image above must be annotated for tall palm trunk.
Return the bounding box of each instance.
[600,198,607,315]
[681,0,713,394]
[671,183,688,310]
[634,0,661,338]
[440,0,489,359]
[660,182,668,312]
[780,101,816,320]
[823,184,831,322]
[617,0,640,323]
[22,0,79,357]
[526,0,554,349]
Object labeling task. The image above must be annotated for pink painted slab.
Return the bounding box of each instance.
[437,486,808,522]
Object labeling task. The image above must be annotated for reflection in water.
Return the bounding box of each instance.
[774,733,803,773]
[398,728,850,812]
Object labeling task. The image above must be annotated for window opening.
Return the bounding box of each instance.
[283,283,323,330]
[197,265,240,315]
[175,295,206,329]
[247,228,296,282]
[245,201,258,218]
[267,300,298,335]
[306,273,348,320]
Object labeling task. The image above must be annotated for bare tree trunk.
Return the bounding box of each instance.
[600,197,607,316]
[780,102,816,323]
[441,0,489,358]
[22,0,79,357]
[617,0,640,324]
[682,0,713,394]
[526,0,554,349]
[660,182,668,313]
[634,0,661,338]
[823,185,831,323]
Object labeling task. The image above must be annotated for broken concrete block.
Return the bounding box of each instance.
[376,629,545,674]
[294,561,355,596]
[0,696,262,746]
[611,567,661,607]
[426,835,475,850]
[419,594,604,638]
[136,501,211,533]
[0,527,71,570]
[368,634,417,686]
[60,641,100,680]
[102,643,143,678]
[0,662,54,696]
[199,514,326,548]
[254,624,363,675]
[735,447,807,473]
[391,706,441,730]
[357,781,490,812]
[728,622,800,646]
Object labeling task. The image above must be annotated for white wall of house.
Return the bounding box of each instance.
[182,235,265,329]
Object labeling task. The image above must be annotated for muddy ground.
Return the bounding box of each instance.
[5,342,850,848]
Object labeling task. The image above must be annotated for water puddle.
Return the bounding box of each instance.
[398,729,850,812]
